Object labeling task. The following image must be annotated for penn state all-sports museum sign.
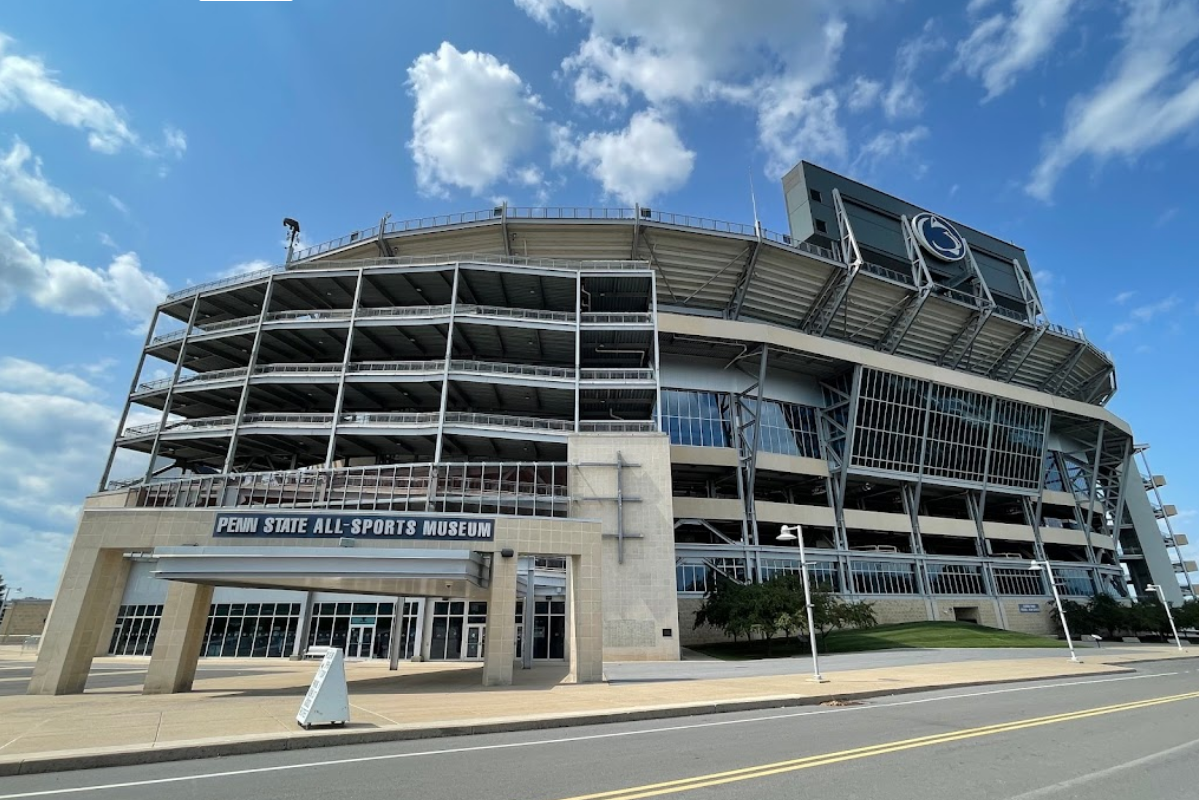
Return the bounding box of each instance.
[213,512,495,541]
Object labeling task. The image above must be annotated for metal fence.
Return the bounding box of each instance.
[128,461,572,517]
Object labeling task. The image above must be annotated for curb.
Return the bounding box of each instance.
[0,664,1143,777]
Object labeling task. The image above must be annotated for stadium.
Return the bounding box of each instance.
[28,161,1191,695]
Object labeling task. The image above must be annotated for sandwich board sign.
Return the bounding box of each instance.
[297,648,350,729]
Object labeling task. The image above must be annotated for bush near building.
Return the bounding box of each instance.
[693,575,877,656]
[1059,594,1199,640]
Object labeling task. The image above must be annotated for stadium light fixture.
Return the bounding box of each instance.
[1029,560,1080,663]
[1145,584,1184,651]
[778,525,827,683]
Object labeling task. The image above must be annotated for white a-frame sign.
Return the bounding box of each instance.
[297,649,350,729]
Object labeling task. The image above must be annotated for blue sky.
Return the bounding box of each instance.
[1,0,1198,597]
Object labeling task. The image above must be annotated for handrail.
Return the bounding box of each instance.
[111,460,573,516]
[860,261,916,287]
[580,312,653,324]
[579,420,656,432]
[580,369,657,381]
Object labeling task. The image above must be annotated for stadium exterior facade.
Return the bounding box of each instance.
[29,162,1191,695]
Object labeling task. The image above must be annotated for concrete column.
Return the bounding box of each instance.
[482,553,519,686]
[93,577,129,657]
[290,591,315,660]
[143,581,214,694]
[28,548,130,695]
[566,553,604,683]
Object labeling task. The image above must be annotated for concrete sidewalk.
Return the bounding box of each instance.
[0,645,1194,776]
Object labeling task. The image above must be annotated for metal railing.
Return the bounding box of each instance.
[579,368,655,382]
[165,266,281,302]
[357,304,453,319]
[992,305,1030,323]
[123,461,572,517]
[122,410,587,440]
[580,312,653,325]
[860,261,916,287]
[578,420,657,432]
[460,304,575,323]
[133,360,600,398]
[267,309,353,323]
[1046,322,1086,342]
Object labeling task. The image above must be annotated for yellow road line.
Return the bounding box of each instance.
[551,689,1199,800]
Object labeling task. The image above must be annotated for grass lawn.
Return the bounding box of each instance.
[691,621,1064,660]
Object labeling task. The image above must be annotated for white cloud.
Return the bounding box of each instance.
[1154,207,1179,227]
[1109,293,1181,337]
[1027,0,1199,201]
[0,227,166,323]
[517,1,877,178]
[99,232,117,249]
[219,258,273,279]
[32,252,165,321]
[957,0,1078,101]
[0,33,136,154]
[570,109,695,204]
[515,0,559,26]
[108,194,130,216]
[0,33,186,164]
[161,125,187,159]
[881,21,947,120]
[853,126,930,175]
[407,42,545,196]
[0,356,97,399]
[847,77,882,112]
[0,137,80,217]
[1113,290,1136,304]
[0,362,146,597]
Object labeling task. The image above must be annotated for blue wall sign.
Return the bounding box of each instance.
[213,512,495,541]
[911,212,966,262]
[1018,603,1041,613]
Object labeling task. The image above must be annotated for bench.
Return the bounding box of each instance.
[304,646,335,659]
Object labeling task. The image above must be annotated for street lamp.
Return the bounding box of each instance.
[1145,584,1184,651]
[1029,560,1080,663]
[778,525,827,683]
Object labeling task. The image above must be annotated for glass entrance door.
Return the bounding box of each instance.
[464,623,486,659]
[347,624,375,659]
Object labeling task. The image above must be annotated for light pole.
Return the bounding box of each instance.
[1029,560,1080,663]
[778,525,826,683]
[1145,584,1184,651]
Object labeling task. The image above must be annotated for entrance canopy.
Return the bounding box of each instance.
[149,546,491,597]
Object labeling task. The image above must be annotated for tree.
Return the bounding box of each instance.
[1087,594,1126,639]
[694,577,755,643]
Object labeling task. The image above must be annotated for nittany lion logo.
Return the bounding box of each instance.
[911,212,965,262]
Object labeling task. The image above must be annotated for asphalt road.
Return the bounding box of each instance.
[2,661,1197,800]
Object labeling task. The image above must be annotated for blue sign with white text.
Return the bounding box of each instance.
[213,512,494,541]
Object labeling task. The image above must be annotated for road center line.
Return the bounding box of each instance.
[549,690,1199,800]
[0,670,1179,799]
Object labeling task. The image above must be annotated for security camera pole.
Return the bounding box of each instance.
[1030,560,1080,663]
[1145,584,1184,651]
[778,525,826,682]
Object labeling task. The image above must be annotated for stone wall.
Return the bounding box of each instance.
[570,433,681,661]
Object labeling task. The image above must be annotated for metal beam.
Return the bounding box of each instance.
[989,325,1046,382]
[1039,342,1088,393]
[98,309,160,490]
[800,189,863,337]
[143,295,202,481]
[878,214,936,354]
[223,277,276,473]
[375,214,394,258]
[499,202,511,257]
[724,238,762,320]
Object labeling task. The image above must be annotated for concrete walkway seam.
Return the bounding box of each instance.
[0,665,1142,777]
